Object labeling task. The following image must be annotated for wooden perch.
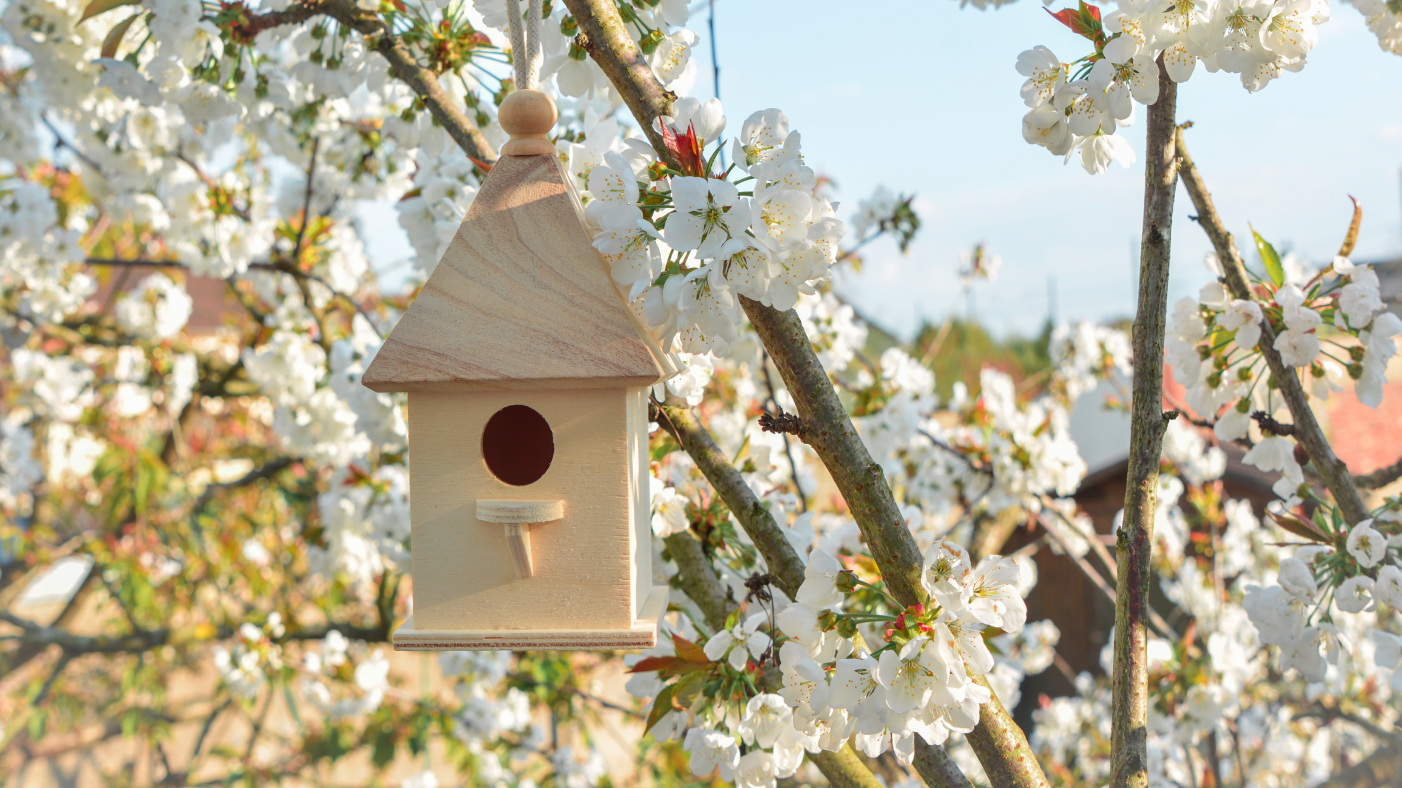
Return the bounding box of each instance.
[476,500,565,578]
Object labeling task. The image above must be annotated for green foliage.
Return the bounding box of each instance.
[1250,225,1285,287]
[899,319,1055,400]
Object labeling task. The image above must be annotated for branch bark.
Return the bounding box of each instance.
[653,399,972,788]
[653,401,806,599]
[1112,57,1178,788]
[558,0,678,169]
[547,4,1043,785]
[1356,456,1402,491]
[1174,127,1370,525]
[740,299,928,608]
[266,0,499,164]
[662,533,734,631]
[1313,744,1402,788]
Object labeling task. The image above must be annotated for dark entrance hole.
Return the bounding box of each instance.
[481,405,554,486]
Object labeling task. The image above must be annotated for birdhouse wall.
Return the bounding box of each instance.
[625,387,653,620]
[407,387,643,632]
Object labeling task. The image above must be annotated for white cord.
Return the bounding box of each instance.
[505,0,543,90]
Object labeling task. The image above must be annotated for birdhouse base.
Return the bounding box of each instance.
[391,585,669,651]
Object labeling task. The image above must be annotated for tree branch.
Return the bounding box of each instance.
[652,400,806,599]
[741,298,927,608]
[558,0,678,170]
[1356,456,1402,491]
[1312,743,1402,788]
[1174,125,1370,526]
[1113,57,1178,788]
[266,0,499,164]
[914,738,975,788]
[555,4,1040,784]
[662,533,734,632]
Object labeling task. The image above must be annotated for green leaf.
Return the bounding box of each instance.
[1251,225,1284,287]
[100,13,140,59]
[671,671,707,711]
[78,0,138,24]
[643,684,676,736]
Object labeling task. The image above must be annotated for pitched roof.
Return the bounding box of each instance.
[363,154,677,393]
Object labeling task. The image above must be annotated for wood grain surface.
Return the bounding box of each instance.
[363,154,675,392]
[407,388,640,631]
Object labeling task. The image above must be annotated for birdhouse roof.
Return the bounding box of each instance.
[363,154,679,393]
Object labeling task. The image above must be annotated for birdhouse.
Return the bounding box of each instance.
[362,90,677,651]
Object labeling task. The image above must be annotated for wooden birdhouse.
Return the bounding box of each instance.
[362,90,677,651]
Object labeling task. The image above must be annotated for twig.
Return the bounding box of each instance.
[661,532,733,632]
[758,355,809,510]
[191,457,294,513]
[1112,56,1178,788]
[292,136,321,262]
[1355,455,1402,490]
[33,652,75,706]
[39,113,104,174]
[651,399,807,600]
[1175,125,1369,526]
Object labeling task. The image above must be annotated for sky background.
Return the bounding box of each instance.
[361,0,1402,341]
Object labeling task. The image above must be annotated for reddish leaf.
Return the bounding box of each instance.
[628,655,676,673]
[1045,3,1104,43]
[659,659,711,678]
[671,634,711,664]
[660,121,707,178]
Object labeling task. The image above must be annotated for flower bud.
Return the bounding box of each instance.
[647,161,669,181]
[837,618,858,638]
[834,571,858,593]
[817,609,839,631]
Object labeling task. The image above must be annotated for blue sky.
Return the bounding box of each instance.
[362,0,1402,340]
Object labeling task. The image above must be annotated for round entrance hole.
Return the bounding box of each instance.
[481,405,554,486]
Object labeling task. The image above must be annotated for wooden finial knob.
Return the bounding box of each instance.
[499,89,557,157]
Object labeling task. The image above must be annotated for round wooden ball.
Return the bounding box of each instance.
[499,89,558,156]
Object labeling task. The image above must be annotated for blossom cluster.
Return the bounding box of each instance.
[1017,0,1333,173]
[622,542,1045,785]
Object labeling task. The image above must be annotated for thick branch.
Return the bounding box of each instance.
[559,0,678,170]
[1175,127,1369,525]
[1356,456,1402,491]
[653,401,806,598]
[1,610,391,656]
[808,747,891,788]
[561,2,1031,783]
[288,0,499,163]
[740,298,927,609]
[662,533,734,631]
[914,737,975,788]
[1113,58,1178,788]
[742,300,1042,788]
[1313,744,1402,788]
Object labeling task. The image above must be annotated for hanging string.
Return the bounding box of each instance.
[505,0,543,90]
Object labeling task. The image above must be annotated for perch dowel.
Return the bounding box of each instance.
[476,500,566,579]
